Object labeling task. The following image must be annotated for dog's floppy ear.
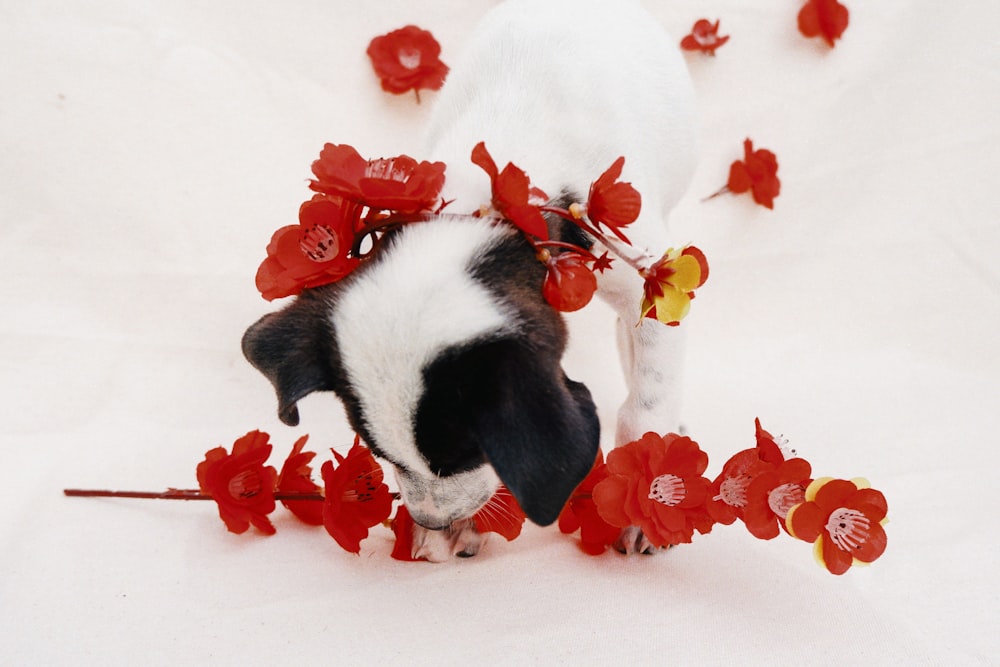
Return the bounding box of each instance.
[241,292,341,426]
[417,338,600,526]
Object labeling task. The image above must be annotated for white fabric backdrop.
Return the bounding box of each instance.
[2,1,998,664]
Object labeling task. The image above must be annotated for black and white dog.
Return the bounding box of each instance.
[243,0,696,560]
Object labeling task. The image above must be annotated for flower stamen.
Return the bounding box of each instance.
[649,474,686,507]
[825,508,870,551]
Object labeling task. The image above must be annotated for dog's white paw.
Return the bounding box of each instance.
[412,519,488,562]
[613,526,660,555]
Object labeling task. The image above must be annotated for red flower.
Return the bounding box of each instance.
[640,245,709,325]
[786,477,888,575]
[706,418,788,525]
[798,0,849,48]
[742,458,812,540]
[680,19,730,56]
[472,486,527,541]
[310,143,446,213]
[541,251,598,313]
[390,505,422,562]
[276,435,324,526]
[255,195,362,301]
[558,451,621,555]
[196,430,278,535]
[320,439,394,554]
[586,156,641,242]
[727,138,781,209]
[366,25,449,99]
[592,432,715,548]
[471,141,550,240]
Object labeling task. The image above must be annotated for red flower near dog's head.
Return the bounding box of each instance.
[798,0,849,48]
[366,25,449,99]
[727,139,781,209]
[321,439,394,554]
[310,143,446,213]
[472,485,527,541]
[786,477,888,575]
[471,141,550,240]
[276,435,324,526]
[541,251,598,313]
[255,195,361,301]
[592,432,715,548]
[197,430,278,535]
[680,19,730,56]
[640,245,709,326]
[559,451,621,555]
[586,157,641,242]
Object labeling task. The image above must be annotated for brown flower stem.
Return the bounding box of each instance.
[702,185,730,202]
[63,489,404,502]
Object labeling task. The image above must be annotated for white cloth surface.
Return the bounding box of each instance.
[2,1,998,664]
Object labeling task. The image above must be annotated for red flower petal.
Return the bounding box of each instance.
[586,156,641,241]
[472,486,527,541]
[276,435,324,526]
[471,142,550,240]
[320,440,394,554]
[798,0,849,48]
[390,505,422,561]
[542,252,598,312]
[366,25,449,96]
[558,452,620,555]
[196,430,278,535]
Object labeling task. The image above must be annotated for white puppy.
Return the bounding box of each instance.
[243,0,696,561]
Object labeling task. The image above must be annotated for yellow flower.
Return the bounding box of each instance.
[639,246,709,325]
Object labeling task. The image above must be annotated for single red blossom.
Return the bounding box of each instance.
[640,245,709,325]
[390,505,422,562]
[310,143,446,213]
[586,156,641,242]
[472,485,527,541]
[471,141,550,240]
[366,25,449,99]
[727,138,781,209]
[255,195,362,301]
[680,19,731,56]
[276,434,324,526]
[196,430,278,535]
[592,432,715,548]
[320,439,394,554]
[798,0,849,48]
[786,477,888,575]
[742,458,812,540]
[541,251,598,313]
[558,451,621,555]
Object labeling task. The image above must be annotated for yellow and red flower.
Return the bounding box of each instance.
[276,434,324,526]
[680,19,731,56]
[786,477,888,575]
[320,439,394,554]
[366,25,449,99]
[640,245,709,325]
[592,432,715,548]
[196,430,278,535]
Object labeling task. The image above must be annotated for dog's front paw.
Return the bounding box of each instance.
[613,526,660,555]
[411,519,488,562]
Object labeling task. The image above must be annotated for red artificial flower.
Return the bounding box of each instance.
[592,432,715,548]
[390,505,422,562]
[320,439,394,554]
[586,156,641,242]
[471,141,550,240]
[196,430,278,535]
[366,25,449,99]
[680,19,731,56]
[706,418,787,525]
[640,245,709,325]
[255,195,362,301]
[742,457,812,540]
[786,477,888,575]
[310,143,446,213]
[472,485,527,541]
[541,251,598,313]
[558,451,621,555]
[727,138,781,209]
[798,0,849,48]
[276,434,324,526]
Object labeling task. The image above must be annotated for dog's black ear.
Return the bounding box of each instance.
[241,293,340,426]
[417,338,600,526]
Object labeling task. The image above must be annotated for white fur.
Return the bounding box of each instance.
[425,0,697,445]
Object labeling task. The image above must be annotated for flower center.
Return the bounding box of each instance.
[767,482,805,519]
[300,225,339,262]
[825,508,871,552]
[397,48,421,70]
[228,470,262,499]
[648,474,686,507]
[344,472,379,503]
[713,475,749,508]
[366,158,409,183]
